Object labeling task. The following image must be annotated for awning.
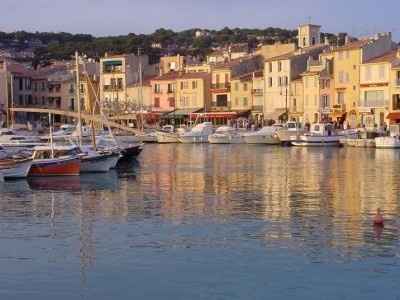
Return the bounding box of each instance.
[191,112,238,119]
[264,108,287,120]
[387,112,400,120]
[163,108,202,119]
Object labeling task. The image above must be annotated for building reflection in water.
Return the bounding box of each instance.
[0,145,400,282]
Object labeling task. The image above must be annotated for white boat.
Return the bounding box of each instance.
[208,126,245,144]
[375,136,400,149]
[156,125,184,144]
[0,148,33,179]
[78,145,120,173]
[276,122,305,144]
[178,122,214,144]
[243,125,282,145]
[291,123,343,147]
[138,129,158,143]
[0,129,43,149]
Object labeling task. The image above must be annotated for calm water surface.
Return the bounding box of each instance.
[0,145,400,299]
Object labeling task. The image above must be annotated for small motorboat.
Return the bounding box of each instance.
[29,145,81,177]
[291,123,343,147]
[178,122,214,144]
[276,122,305,145]
[208,126,245,144]
[156,125,180,143]
[119,143,143,160]
[243,125,282,145]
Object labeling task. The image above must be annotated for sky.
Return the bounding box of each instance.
[1,0,399,40]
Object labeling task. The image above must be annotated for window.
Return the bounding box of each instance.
[154,97,160,107]
[312,37,316,45]
[321,95,329,108]
[168,97,175,107]
[393,94,400,110]
[243,97,248,106]
[337,92,345,105]
[284,76,288,86]
[192,80,197,89]
[243,83,248,91]
[42,96,45,105]
[303,37,306,47]
[19,78,23,91]
[363,90,385,107]
[224,73,229,83]
[70,98,75,111]
[234,82,239,91]
[168,83,175,93]
[268,63,272,73]
[278,77,282,87]
[268,77,273,87]
[154,84,161,93]
[216,94,228,107]
[278,62,282,72]
[117,78,123,89]
[215,74,220,84]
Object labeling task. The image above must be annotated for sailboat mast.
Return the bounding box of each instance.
[48,112,54,159]
[138,48,144,132]
[75,51,83,147]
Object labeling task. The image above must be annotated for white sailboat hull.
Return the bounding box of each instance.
[179,135,210,144]
[80,153,120,173]
[291,135,342,147]
[0,159,33,179]
[208,134,245,144]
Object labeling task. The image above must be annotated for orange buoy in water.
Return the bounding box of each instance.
[373,208,384,226]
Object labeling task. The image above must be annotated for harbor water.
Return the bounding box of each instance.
[0,144,400,299]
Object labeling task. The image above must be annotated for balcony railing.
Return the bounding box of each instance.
[358,99,388,108]
[103,85,124,92]
[332,104,346,112]
[252,89,263,96]
[211,83,231,91]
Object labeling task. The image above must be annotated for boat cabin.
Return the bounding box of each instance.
[310,123,334,136]
[33,146,79,160]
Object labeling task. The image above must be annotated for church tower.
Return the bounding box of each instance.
[298,24,321,48]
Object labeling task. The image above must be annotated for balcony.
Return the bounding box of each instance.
[252,89,263,96]
[211,83,230,93]
[103,85,123,92]
[332,104,346,112]
[358,99,388,108]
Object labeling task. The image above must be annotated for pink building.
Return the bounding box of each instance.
[150,72,178,112]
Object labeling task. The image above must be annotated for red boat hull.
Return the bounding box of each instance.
[29,157,81,177]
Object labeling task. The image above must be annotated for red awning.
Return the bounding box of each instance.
[387,112,400,120]
[191,112,238,119]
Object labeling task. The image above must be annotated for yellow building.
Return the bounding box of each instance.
[326,33,394,127]
[160,55,193,75]
[231,74,252,112]
[175,72,211,112]
[289,78,304,122]
[387,50,400,124]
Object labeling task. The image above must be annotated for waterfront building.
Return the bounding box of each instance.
[289,78,304,122]
[126,80,154,111]
[206,43,249,64]
[301,57,334,123]
[264,44,328,122]
[322,33,395,127]
[256,42,297,60]
[231,73,253,113]
[185,63,211,74]
[358,50,400,129]
[160,55,194,75]
[150,72,178,113]
[389,50,400,124]
[210,56,262,114]
[100,53,158,108]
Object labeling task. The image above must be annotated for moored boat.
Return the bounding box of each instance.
[291,123,342,147]
[78,146,120,173]
[375,136,400,149]
[178,122,214,144]
[243,125,282,145]
[29,145,81,177]
[0,157,33,179]
[208,126,245,144]
[276,122,305,145]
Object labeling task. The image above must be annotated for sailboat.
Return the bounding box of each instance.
[29,113,81,177]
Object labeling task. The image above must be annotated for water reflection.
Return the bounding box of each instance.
[1,144,400,298]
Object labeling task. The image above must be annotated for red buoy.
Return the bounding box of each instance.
[373,208,384,227]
